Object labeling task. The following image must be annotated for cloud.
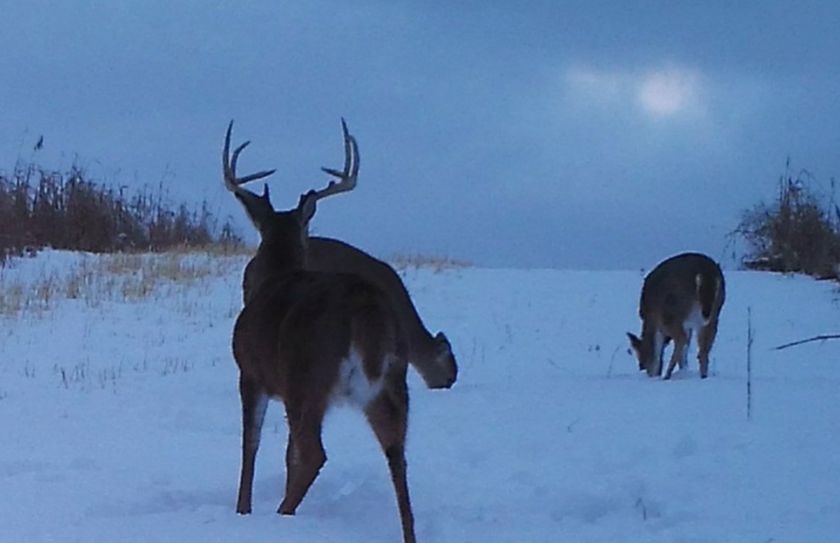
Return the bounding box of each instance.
[564,63,705,119]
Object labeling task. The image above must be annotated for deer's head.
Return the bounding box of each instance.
[626,332,650,373]
[223,119,359,268]
[426,331,457,388]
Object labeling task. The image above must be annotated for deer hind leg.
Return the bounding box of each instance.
[663,329,688,380]
[236,376,269,514]
[278,400,327,515]
[365,377,416,543]
[697,319,719,379]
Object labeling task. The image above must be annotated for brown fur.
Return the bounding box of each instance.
[628,252,725,379]
[225,122,417,543]
[243,236,457,389]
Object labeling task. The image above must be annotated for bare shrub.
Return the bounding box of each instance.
[732,161,840,279]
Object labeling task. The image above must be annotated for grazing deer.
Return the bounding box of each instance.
[627,252,725,379]
[234,124,457,390]
[253,237,456,388]
[224,120,416,543]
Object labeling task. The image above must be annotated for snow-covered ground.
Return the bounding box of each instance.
[2,251,839,542]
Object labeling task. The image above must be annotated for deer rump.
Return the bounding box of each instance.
[233,269,407,404]
[640,254,725,328]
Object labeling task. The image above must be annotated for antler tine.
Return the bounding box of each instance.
[223,120,276,196]
[311,117,359,202]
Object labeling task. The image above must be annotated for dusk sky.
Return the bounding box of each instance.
[1,1,838,269]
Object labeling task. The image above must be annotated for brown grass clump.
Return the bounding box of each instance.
[389,253,472,273]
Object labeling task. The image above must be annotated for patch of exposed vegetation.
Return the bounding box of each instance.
[0,250,246,318]
[732,160,840,280]
[0,161,243,266]
[389,253,472,273]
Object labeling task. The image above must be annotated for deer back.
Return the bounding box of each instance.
[640,252,725,332]
[308,237,434,348]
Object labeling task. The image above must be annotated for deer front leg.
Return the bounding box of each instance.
[663,332,688,380]
[236,376,268,514]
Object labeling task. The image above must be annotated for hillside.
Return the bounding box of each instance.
[1,251,839,542]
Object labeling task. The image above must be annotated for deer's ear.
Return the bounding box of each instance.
[297,191,318,224]
[627,332,642,352]
[236,186,275,230]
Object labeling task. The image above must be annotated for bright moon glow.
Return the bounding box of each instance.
[637,67,701,117]
[566,64,704,119]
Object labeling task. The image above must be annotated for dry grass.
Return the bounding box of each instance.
[0,281,25,315]
[0,246,466,320]
[0,162,245,265]
[0,249,244,318]
[389,253,471,273]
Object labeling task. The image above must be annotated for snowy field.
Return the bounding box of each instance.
[1,250,839,542]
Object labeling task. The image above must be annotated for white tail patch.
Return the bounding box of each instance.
[683,302,707,334]
[695,273,716,325]
[333,347,384,407]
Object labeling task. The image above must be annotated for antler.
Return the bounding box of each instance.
[222,120,276,198]
[309,118,359,203]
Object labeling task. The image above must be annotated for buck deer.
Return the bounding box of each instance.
[234,123,457,390]
[224,121,416,543]
[627,252,725,379]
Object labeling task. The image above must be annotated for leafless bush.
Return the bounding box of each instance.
[732,161,840,280]
[0,161,243,266]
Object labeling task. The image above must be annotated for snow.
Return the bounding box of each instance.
[2,251,840,542]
